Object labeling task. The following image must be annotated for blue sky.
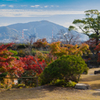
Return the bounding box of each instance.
[0,0,100,28]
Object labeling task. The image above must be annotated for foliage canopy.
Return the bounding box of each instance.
[40,55,88,85]
[69,9,100,46]
[50,41,89,57]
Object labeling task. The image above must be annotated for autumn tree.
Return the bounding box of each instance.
[50,41,89,57]
[35,51,57,65]
[94,43,100,62]
[20,55,46,76]
[0,43,24,77]
[85,38,100,55]
[33,38,49,49]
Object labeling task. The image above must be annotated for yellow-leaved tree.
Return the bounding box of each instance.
[50,41,90,57]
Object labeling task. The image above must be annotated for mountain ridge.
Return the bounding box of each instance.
[0,20,89,43]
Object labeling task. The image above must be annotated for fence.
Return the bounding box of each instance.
[0,76,38,88]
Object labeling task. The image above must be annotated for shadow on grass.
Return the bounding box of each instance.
[0,87,46,100]
[0,85,80,100]
[90,84,100,89]
[0,85,59,100]
[92,92,100,96]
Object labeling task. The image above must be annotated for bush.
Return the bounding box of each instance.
[66,81,76,87]
[0,83,5,88]
[16,84,25,88]
[18,50,26,57]
[40,55,88,85]
[53,79,76,87]
[52,79,66,86]
[9,49,19,59]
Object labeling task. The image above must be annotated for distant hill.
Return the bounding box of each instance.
[0,20,89,43]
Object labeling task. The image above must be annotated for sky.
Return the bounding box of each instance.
[0,0,100,28]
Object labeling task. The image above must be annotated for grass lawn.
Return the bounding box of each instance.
[0,86,100,100]
[0,68,100,100]
[80,67,100,89]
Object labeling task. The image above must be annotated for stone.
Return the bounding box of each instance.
[75,83,90,90]
[94,70,100,74]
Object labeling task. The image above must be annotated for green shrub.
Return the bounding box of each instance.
[53,79,66,86]
[18,50,26,57]
[40,55,88,85]
[66,81,76,87]
[9,49,19,59]
[0,83,5,88]
[0,72,7,78]
[12,84,18,88]
[54,79,76,87]
[17,84,25,88]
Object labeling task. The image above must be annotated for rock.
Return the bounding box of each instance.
[75,83,90,90]
[94,70,100,74]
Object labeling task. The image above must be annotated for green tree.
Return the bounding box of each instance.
[69,9,100,46]
[40,55,88,85]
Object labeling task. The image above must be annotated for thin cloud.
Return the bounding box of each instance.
[51,5,54,7]
[50,5,59,8]
[44,5,48,8]
[0,4,6,7]
[0,22,13,27]
[56,5,59,7]
[0,9,84,17]
[63,22,74,28]
[21,5,27,7]
[31,6,35,7]
[9,5,14,8]
[31,5,40,8]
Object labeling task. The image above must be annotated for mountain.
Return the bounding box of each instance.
[0,20,89,43]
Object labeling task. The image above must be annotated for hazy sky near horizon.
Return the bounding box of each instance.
[0,0,100,28]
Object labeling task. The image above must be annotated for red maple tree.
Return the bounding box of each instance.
[0,43,24,77]
[20,55,46,75]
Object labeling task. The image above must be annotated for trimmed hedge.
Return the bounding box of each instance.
[40,55,88,85]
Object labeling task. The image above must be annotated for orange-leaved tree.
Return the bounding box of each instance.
[33,38,49,48]
[50,41,90,57]
[35,51,57,65]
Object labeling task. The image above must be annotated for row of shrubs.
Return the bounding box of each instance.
[0,83,36,89]
[0,80,76,89]
[0,55,88,89]
[7,43,49,50]
[9,49,50,58]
